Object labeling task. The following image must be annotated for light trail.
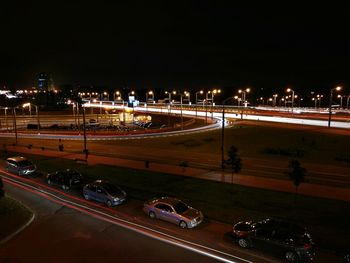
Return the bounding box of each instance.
[1,172,255,263]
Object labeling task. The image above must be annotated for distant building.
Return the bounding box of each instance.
[38,72,55,92]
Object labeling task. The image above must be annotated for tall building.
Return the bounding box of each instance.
[38,72,55,92]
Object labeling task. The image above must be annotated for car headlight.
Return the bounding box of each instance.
[113,197,119,202]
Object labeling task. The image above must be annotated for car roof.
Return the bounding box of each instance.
[6,156,28,162]
[92,180,112,186]
[152,197,181,205]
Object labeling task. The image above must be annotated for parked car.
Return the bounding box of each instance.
[143,197,204,229]
[232,218,314,262]
[47,169,83,190]
[6,156,37,176]
[83,180,126,207]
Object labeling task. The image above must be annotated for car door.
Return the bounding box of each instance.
[253,226,275,251]
[154,203,167,221]
[157,204,177,224]
[95,186,107,203]
[7,160,18,174]
[87,185,97,201]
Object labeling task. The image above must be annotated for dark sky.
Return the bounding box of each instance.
[1,2,349,94]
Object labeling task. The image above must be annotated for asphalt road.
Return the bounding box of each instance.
[0,183,225,263]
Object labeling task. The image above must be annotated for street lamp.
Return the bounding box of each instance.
[328,86,342,127]
[146,91,154,103]
[184,91,191,104]
[286,88,295,113]
[238,88,250,106]
[221,96,236,169]
[337,94,345,109]
[114,91,121,101]
[4,107,8,131]
[180,93,184,130]
[272,94,278,107]
[12,107,17,144]
[195,90,203,104]
[23,103,40,134]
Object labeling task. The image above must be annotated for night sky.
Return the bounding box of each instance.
[1,2,349,94]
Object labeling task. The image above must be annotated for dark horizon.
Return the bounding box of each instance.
[1,2,349,94]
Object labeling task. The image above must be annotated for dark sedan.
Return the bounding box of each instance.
[232,218,314,262]
[47,169,83,190]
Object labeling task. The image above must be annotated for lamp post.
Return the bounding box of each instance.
[328,86,342,127]
[195,90,203,104]
[13,107,17,144]
[286,88,295,113]
[316,94,323,108]
[4,107,8,131]
[23,103,40,134]
[114,91,121,101]
[272,94,278,107]
[221,96,235,169]
[195,90,203,117]
[81,103,88,158]
[184,91,191,104]
[238,88,250,107]
[337,94,344,109]
[146,91,154,103]
[180,93,183,130]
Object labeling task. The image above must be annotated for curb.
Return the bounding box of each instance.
[0,195,36,246]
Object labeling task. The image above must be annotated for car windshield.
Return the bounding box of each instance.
[17,160,33,167]
[173,201,189,214]
[103,184,122,195]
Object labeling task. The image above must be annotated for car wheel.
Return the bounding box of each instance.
[47,179,52,185]
[149,211,156,219]
[179,221,187,229]
[238,238,250,248]
[285,251,298,263]
[106,200,112,207]
[84,194,89,200]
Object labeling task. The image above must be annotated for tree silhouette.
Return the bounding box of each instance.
[287,159,306,204]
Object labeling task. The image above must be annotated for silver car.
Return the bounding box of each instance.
[6,156,37,176]
[143,197,204,229]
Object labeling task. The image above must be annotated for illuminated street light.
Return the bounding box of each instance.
[195,90,203,104]
[23,103,40,134]
[184,91,191,104]
[272,94,278,107]
[114,90,122,101]
[146,90,154,103]
[337,94,345,109]
[286,88,295,113]
[328,86,342,127]
[238,88,250,106]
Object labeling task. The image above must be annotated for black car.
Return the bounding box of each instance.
[47,169,83,190]
[232,218,314,262]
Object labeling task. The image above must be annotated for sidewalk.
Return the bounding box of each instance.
[6,145,350,202]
